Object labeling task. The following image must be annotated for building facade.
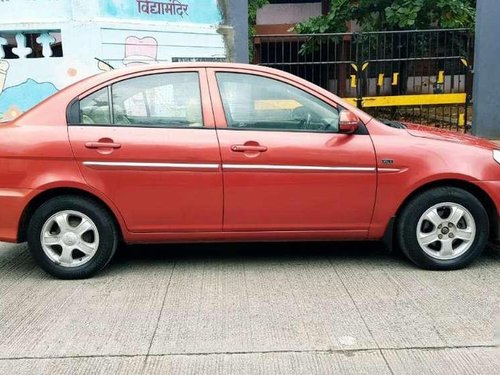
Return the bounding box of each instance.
[0,0,240,121]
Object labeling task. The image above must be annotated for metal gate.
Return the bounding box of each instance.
[253,29,474,131]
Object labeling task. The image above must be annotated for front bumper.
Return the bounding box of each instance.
[475,181,500,241]
[0,188,32,243]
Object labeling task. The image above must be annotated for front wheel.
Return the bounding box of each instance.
[27,196,118,279]
[397,187,489,270]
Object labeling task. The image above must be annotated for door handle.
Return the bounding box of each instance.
[231,145,268,152]
[85,142,122,149]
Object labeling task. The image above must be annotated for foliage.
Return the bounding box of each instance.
[294,0,353,34]
[294,0,476,34]
[248,0,269,60]
[249,0,269,36]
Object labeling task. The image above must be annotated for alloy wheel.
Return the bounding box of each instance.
[40,210,100,268]
[416,202,476,260]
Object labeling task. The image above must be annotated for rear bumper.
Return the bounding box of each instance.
[0,188,32,243]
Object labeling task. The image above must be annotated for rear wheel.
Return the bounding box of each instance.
[27,196,118,279]
[397,187,489,270]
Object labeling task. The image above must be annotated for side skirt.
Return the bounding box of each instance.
[123,229,370,244]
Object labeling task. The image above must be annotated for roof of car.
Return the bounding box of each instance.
[100,62,276,77]
[114,62,268,70]
[65,62,308,100]
[65,62,285,94]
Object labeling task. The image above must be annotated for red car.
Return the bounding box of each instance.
[1,63,499,279]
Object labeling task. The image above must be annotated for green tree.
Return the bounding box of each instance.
[294,0,476,34]
[293,0,475,96]
[248,0,269,60]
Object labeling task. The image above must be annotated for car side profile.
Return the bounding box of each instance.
[1,63,499,279]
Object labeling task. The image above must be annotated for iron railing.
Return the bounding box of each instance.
[254,29,474,131]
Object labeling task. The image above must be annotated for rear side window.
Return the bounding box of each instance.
[76,72,203,128]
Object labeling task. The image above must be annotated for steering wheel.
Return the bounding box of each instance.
[292,106,312,130]
[302,113,312,129]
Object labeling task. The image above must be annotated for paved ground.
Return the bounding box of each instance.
[0,241,499,375]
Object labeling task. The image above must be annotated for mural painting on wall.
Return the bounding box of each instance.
[123,36,159,66]
[0,0,78,120]
[0,1,223,120]
[0,32,59,121]
[97,36,159,72]
[101,0,222,25]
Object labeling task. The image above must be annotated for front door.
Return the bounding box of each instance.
[68,70,222,233]
[208,69,377,234]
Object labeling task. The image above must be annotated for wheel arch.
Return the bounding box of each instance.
[18,187,125,243]
[393,179,499,240]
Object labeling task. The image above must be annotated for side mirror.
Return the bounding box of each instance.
[339,110,360,134]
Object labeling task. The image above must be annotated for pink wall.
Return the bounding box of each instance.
[257,3,321,25]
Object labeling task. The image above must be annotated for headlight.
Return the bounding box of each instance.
[494,150,500,165]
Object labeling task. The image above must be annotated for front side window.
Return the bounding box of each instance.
[216,73,339,132]
[79,72,203,127]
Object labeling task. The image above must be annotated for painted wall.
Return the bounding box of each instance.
[0,0,226,121]
[0,0,72,22]
[101,0,222,24]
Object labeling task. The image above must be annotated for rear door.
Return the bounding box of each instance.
[208,68,377,234]
[68,69,223,233]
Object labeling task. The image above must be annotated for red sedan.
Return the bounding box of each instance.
[1,63,499,279]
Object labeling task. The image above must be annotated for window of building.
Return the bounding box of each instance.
[0,31,63,59]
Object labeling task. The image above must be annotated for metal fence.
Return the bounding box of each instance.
[253,29,474,131]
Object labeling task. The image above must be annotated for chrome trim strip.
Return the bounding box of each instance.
[83,162,379,173]
[223,164,376,172]
[378,167,405,173]
[83,161,220,169]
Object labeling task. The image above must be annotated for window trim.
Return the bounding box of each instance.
[108,85,115,124]
[67,70,210,129]
[209,70,368,135]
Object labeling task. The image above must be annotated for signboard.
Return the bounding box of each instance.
[100,0,222,24]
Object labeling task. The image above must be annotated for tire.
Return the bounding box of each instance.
[397,187,489,270]
[27,195,118,279]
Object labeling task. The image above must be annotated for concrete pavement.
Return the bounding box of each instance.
[0,241,499,374]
